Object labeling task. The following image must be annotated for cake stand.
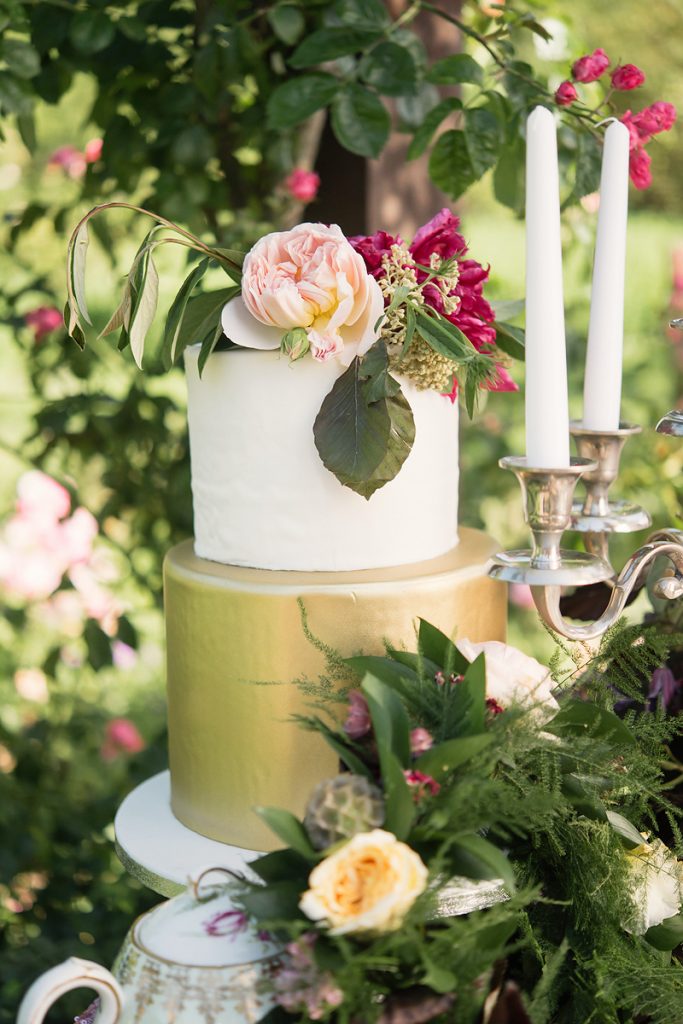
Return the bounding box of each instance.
[114,771,260,897]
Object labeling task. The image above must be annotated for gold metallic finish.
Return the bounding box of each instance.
[115,840,185,898]
[165,528,507,850]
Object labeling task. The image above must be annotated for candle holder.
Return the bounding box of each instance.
[488,414,683,641]
[487,457,613,586]
[568,422,651,565]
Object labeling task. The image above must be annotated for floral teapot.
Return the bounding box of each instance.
[17,869,281,1024]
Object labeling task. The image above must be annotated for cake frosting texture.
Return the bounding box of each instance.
[184,345,460,572]
[165,531,507,851]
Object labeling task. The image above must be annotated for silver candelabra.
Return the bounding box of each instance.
[488,323,683,641]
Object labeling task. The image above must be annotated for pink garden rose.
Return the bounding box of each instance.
[24,306,63,343]
[629,146,652,190]
[611,64,645,91]
[100,718,145,761]
[571,48,610,83]
[16,471,71,522]
[555,81,578,107]
[285,168,320,203]
[221,223,384,366]
[623,103,677,149]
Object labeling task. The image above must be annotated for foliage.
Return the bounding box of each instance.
[233,622,683,1024]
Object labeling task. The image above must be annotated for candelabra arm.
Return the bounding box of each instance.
[531,539,683,641]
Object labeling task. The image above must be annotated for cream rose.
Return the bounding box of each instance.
[456,638,559,716]
[623,837,683,935]
[221,223,384,366]
[299,829,428,936]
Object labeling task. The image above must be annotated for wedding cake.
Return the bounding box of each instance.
[164,215,510,852]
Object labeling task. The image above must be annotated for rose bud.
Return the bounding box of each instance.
[571,48,610,83]
[555,81,578,107]
[280,327,310,362]
[611,64,645,91]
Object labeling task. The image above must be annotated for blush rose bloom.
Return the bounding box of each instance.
[300,829,428,936]
[571,48,610,83]
[456,638,559,716]
[221,223,384,366]
[623,837,683,935]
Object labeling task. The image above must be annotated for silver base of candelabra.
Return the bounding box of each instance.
[656,409,683,437]
[488,547,612,586]
[569,422,651,537]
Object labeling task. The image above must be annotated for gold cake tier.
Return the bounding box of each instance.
[165,529,507,851]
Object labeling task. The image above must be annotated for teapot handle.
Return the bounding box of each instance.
[17,957,124,1024]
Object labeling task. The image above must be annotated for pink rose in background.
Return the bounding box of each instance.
[100,718,145,761]
[571,48,610,83]
[48,145,87,179]
[555,81,578,107]
[222,223,384,366]
[611,64,645,91]
[629,146,652,190]
[285,168,320,203]
[17,471,71,523]
[24,306,63,343]
[623,104,677,149]
[410,728,433,755]
[84,138,103,163]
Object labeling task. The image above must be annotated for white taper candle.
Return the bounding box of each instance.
[524,106,570,467]
[582,119,630,430]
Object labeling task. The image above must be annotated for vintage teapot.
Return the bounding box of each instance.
[17,868,281,1024]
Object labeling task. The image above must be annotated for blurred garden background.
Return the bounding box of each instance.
[1,0,682,1018]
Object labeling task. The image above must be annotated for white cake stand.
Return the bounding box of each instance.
[114,771,261,897]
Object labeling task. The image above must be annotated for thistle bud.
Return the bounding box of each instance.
[280,328,310,362]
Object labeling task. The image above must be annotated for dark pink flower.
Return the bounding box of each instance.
[24,306,63,342]
[487,363,518,393]
[100,718,145,761]
[620,111,643,151]
[344,689,372,740]
[571,48,610,83]
[84,138,103,163]
[47,145,87,179]
[646,101,677,132]
[555,81,578,107]
[442,377,458,404]
[486,697,504,716]
[626,102,677,147]
[349,230,399,279]
[285,168,321,203]
[629,146,652,190]
[404,769,440,798]
[410,727,433,756]
[611,64,645,91]
[409,208,466,266]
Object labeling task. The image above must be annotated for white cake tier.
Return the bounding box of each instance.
[185,345,460,571]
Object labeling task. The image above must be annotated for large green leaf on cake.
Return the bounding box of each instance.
[313,342,415,499]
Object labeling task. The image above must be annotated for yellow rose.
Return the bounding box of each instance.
[299,829,428,936]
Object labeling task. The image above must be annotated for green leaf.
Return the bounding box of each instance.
[644,912,683,951]
[378,745,415,839]
[420,957,457,994]
[546,702,636,746]
[492,299,524,321]
[17,111,36,151]
[99,286,132,340]
[333,0,390,27]
[268,4,306,45]
[316,725,374,779]
[429,129,476,200]
[460,653,487,734]
[418,619,468,674]
[427,53,483,86]
[345,654,419,690]
[494,321,525,361]
[493,134,525,213]
[452,834,516,892]
[197,318,225,376]
[464,107,502,177]
[84,620,112,670]
[606,810,645,849]
[561,776,607,821]
[267,74,339,130]
[128,253,159,368]
[415,307,474,363]
[407,97,462,160]
[386,649,442,680]
[69,11,115,54]
[2,39,40,79]
[240,881,303,923]
[250,848,311,884]
[161,258,210,369]
[312,356,415,498]
[178,287,239,356]
[255,807,319,860]
[63,302,85,349]
[331,84,390,158]
[290,26,379,67]
[0,72,32,116]
[359,42,417,96]
[361,673,411,767]
[415,734,493,781]
[574,130,603,201]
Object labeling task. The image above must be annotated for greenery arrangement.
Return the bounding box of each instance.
[229,621,683,1024]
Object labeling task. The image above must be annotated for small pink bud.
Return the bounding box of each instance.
[100,718,145,761]
[84,138,103,163]
[555,81,578,107]
[410,727,433,755]
[629,146,652,190]
[24,306,63,343]
[611,64,645,91]
[404,769,441,798]
[285,168,320,203]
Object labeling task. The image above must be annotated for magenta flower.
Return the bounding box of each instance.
[285,168,321,203]
[24,306,63,343]
[486,697,505,716]
[409,208,466,266]
[555,81,578,107]
[629,147,652,190]
[404,769,441,798]
[202,908,248,937]
[571,48,610,83]
[100,718,145,761]
[349,229,398,279]
[410,727,433,756]
[611,64,645,91]
[344,689,372,740]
